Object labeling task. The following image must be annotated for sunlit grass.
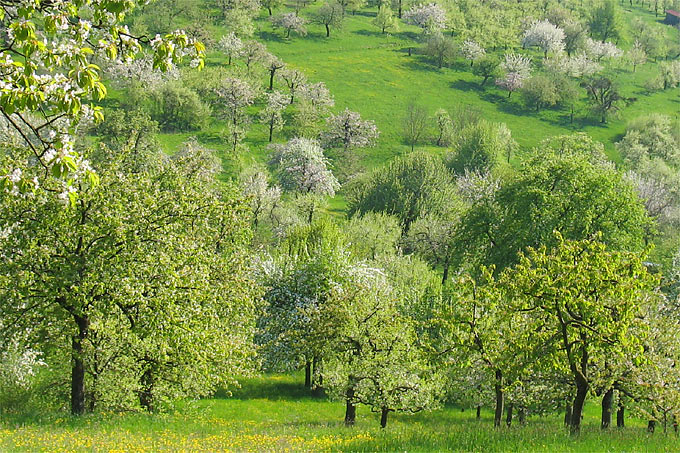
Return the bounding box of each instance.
[1,374,678,452]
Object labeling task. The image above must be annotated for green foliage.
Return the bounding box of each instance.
[445,120,506,176]
[346,151,458,231]
[588,0,624,43]
[149,82,211,131]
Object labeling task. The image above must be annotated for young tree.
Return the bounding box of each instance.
[563,20,588,56]
[472,57,500,87]
[264,54,286,91]
[445,120,504,175]
[522,20,565,58]
[271,12,308,38]
[218,32,244,65]
[585,38,623,62]
[279,68,308,104]
[239,166,282,228]
[433,109,454,146]
[460,40,486,67]
[313,2,345,37]
[425,32,456,68]
[215,78,256,148]
[627,41,648,73]
[588,0,623,43]
[521,75,559,112]
[261,0,284,15]
[321,109,379,154]
[241,40,269,72]
[259,91,289,142]
[402,103,430,151]
[373,5,399,33]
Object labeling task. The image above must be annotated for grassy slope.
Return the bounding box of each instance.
[1,374,677,452]
[155,3,679,176]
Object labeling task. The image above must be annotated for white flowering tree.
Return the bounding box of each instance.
[269,137,339,197]
[402,3,447,34]
[278,68,308,104]
[0,0,204,196]
[495,53,531,98]
[259,91,289,142]
[522,20,565,58]
[295,82,335,137]
[585,38,623,62]
[271,12,308,38]
[215,77,256,150]
[239,166,282,228]
[321,108,379,154]
[218,32,244,65]
[460,40,486,67]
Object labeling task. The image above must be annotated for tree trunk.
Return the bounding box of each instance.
[570,380,589,435]
[601,388,613,429]
[564,402,572,427]
[305,361,312,387]
[269,120,274,142]
[380,407,389,428]
[648,420,656,433]
[441,265,449,285]
[617,402,625,428]
[345,386,357,426]
[268,6,273,15]
[71,315,89,415]
[325,24,330,37]
[269,70,275,91]
[494,369,504,428]
[506,403,513,427]
[139,365,154,411]
[518,408,526,425]
[476,405,481,419]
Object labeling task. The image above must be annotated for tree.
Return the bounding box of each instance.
[455,148,651,274]
[345,212,402,260]
[261,0,284,15]
[0,0,204,194]
[460,40,486,67]
[445,120,504,175]
[313,2,344,37]
[402,103,429,151]
[271,12,308,38]
[616,114,680,168]
[588,0,623,43]
[239,166,282,228]
[521,75,559,112]
[323,266,442,428]
[218,32,244,65]
[627,41,648,73]
[502,236,657,435]
[563,20,588,56]
[373,5,399,33]
[582,76,624,124]
[522,20,565,58]
[346,151,457,231]
[472,57,500,87]
[0,146,257,415]
[321,109,379,155]
[259,91,289,142]
[149,82,211,132]
[295,82,336,137]
[433,109,454,146]
[425,32,456,68]
[269,137,340,198]
[585,38,623,62]
[264,54,286,91]
[495,72,525,98]
[241,40,269,73]
[495,53,532,98]
[403,3,447,33]
[278,68,308,104]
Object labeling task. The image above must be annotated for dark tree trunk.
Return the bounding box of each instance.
[617,403,625,428]
[345,386,357,426]
[139,366,155,411]
[441,264,450,284]
[268,6,273,15]
[71,315,89,415]
[380,407,389,428]
[570,380,589,435]
[476,406,481,419]
[269,70,275,91]
[269,120,274,142]
[518,408,526,425]
[494,369,504,428]
[305,361,312,387]
[506,403,513,427]
[601,388,613,429]
[648,420,656,433]
[325,24,330,37]
[565,402,572,427]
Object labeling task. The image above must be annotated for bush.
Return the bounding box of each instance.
[149,82,211,132]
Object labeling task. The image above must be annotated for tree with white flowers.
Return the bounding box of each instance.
[218,32,244,65]
[259,91,289,142]
[0,0,204,196]
[403,3,447,33]
[321,109,379,154]
[271,12,308,38]
[460,40,486,67]
[585,38,623,62]
[522,20,565,58]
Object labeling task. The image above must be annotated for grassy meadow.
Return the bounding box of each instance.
[149,2,680,173]
[2,373,679,452]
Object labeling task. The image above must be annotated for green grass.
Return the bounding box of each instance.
[154,3,679,175]
[2,373,678,452]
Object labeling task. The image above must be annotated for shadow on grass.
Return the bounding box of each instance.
[354,29,385,38]
[218,377,324,401]
[256,30,286,43]
[449,79,486,93]
[400,57,444,73]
